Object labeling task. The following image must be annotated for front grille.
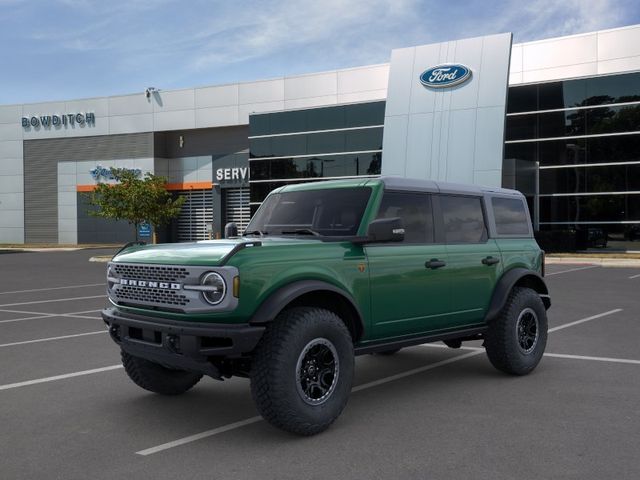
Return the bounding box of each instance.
[114,285,189,307]
[113,264,189,283]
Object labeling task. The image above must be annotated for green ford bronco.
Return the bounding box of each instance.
[102,177,550,435]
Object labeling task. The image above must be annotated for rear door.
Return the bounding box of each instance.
[439,194,503,327]
[365,191,451,340]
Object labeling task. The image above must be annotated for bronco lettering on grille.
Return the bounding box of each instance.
[119,279,181,290]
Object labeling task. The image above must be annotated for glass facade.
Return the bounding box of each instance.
[504,72,640,243]
[248,102,384,212]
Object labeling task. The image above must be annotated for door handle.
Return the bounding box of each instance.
[482,256,500,266]
[425,259,446,269]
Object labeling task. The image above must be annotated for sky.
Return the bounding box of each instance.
[1,0,639,104]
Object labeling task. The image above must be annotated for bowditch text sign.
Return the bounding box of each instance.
[21,112,95,128]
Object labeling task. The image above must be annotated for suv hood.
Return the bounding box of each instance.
[112,237,323,266]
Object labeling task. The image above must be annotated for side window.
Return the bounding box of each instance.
[376,192,434,243]
[492,197,531,235]
[440,195,487,244]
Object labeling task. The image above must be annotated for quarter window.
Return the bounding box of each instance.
[441,196,487,243]
[492,197,530,235]
[376,192,434,243]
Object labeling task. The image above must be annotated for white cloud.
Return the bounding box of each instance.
[472,0,627,42]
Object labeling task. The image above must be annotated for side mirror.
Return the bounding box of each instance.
[224,222,238,238]
[365,217,405,243]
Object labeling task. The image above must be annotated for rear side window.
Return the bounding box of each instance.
[440,195,487,244]
[492,197,530,235]
[376,192,434,243]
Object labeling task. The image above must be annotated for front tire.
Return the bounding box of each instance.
[484,287,548,375]
[250,307,354,435]
[121,350,202,395]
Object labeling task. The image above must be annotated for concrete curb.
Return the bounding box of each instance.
[546,257,640,267]
[89,256,113,263]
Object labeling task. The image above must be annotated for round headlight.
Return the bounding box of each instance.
[201,272,226,305]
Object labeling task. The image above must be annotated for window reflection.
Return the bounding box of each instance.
[441,196,487,243]
[540,164,640,195]
[249,101,386,136]
[507,72,640,113]
[540,194,640,223]
[250,152,382,182]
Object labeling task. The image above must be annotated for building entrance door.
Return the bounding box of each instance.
[176,189,213,241]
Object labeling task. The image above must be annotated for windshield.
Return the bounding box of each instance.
[246,187,372,237]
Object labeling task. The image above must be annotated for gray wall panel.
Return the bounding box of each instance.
[382,33,512,187]
[23,133,153,243]
[156,126,249,158]
[77,194,136,244]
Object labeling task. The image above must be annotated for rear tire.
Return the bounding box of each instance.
[121,350,202,395]
[250,307,354,435]
[484,287,547,375]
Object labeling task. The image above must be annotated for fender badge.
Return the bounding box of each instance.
[358,263,366,273]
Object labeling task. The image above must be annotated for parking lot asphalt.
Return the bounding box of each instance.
[0,249,639,480]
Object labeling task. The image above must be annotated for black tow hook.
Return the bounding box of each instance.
[108,325,121,342]
[166,334,181,353]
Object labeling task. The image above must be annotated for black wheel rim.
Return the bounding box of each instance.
[295,338,339,405]
[516,307,539,354]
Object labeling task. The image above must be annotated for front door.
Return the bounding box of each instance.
[366,191,451,340]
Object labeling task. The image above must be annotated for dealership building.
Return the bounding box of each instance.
[0,24,639,245]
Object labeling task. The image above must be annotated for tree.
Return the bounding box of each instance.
[86,168,185,242]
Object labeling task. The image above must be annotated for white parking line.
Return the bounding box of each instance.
[0,365,123,392]
[0,283,104,295]
[351,350,482,392]
[548,309,622,333]
[0,295,106,308]
[544,353,640,365]
[136,417,265,456]
[422,344,640,365]
[629,273,640,279]
[135,307,625,454]
[0,330,107,348]
[136,350,483,456]
[545,265,598,276]
[0,309,103,324]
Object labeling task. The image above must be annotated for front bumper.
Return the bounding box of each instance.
[102,307,265,378]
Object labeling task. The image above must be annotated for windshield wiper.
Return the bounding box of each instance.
[243,229,267,237]
[281,228,321,237]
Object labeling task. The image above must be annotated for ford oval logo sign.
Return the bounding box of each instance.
[419,64,472,89]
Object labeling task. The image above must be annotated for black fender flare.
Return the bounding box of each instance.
[485,268,551,323]
[249,280,365,340]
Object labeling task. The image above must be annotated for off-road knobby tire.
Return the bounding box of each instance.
[250,307,354,435]
[484,287,548,375]
[121,350,203,395]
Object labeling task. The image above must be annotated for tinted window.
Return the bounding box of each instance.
[246,187,371,236]
[586,72,640,105]
[441,196,487,243]
[250,152,382,182]
[345,102,386,127]
[539,79,587,110]
[376,192,434,243]
[507,85,537,113]
[539,164,640,195]
[505,114,537,141]
[248,101,386,136]
[540,194,640,223]
[492,198,530,235]
[249,181,285,203]
[586,104,640,135]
